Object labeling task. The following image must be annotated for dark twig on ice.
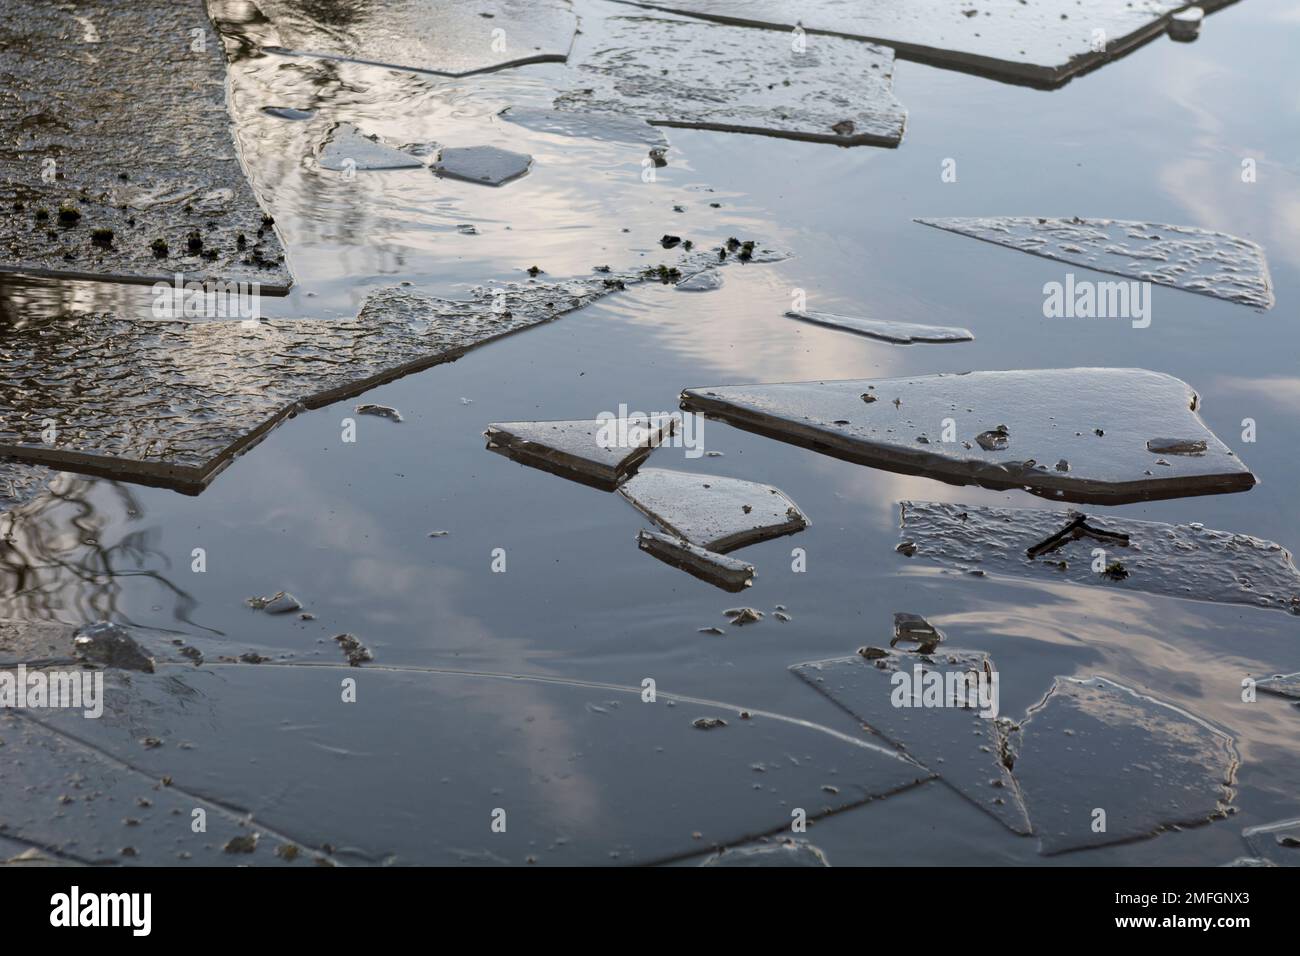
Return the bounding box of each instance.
[1026,515,1130,559]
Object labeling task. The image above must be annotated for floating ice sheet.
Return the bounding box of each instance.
[1009,677,1236,855]
[0,0,291,292]
[554,16,907,147]
[486,415,676,487]
[432,146,533,186]
[899,500,1300,616]
[613,0,1211,87]
[636,529,755,592]
[0,247,751,490]
[497,107,669,148]
[316,123,426,172]
[681,368,1255,504]
[254,0,578,77]
[787,310,973,344]
[20,663,925,864]
[792,650,1030,834]
[619,469,809,553]
[916,217,1273,309]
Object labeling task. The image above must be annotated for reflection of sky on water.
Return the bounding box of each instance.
[2,0,1298,863]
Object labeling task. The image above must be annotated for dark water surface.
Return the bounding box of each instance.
[2,0,1297,864]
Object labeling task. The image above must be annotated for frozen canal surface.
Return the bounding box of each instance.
[2,0,1298,865]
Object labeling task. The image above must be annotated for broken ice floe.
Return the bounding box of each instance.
[554,16,907,147]
[0,0,291,292]
[899,500,1300,615]
[1242,818,1300,866]
[486,415,676,488]
[497,107,669,148]
[637,530,755,592]
[613,0,1215,88]
[1009,677,1236,854]
[17,664,925,864]
[787,310,973,344]
[792,650,1030,834]
[432,146,533,187]
[619,468,809,553]
[316,123,426,172]
[681,368,1254,504]
[698,838,830,867]
[253,0,578,77]
[916,217,1273,309]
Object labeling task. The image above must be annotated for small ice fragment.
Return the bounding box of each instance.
[72,622,156,673]
[356,404,403,422]
[638,529,755,592]
[724,607,763,626]
[432,146,532,186]
[317,123,426,171]
[786,310,973,344]
[1169,7,1205,41]
[487,415,677,487]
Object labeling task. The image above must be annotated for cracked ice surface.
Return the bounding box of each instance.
[792,650,1030,834]
[554,16,907,147]
[1009,677,1236,855]
[0,0,291,292]
[898,500,1300,616]
[786,310,973,344]
[249,0,578,77]
[682,369,1254,505]
[613,0,1203,87]
[16,663,926,865]
[916,217,1274,309]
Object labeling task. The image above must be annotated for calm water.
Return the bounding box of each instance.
[3,0,1297,864]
